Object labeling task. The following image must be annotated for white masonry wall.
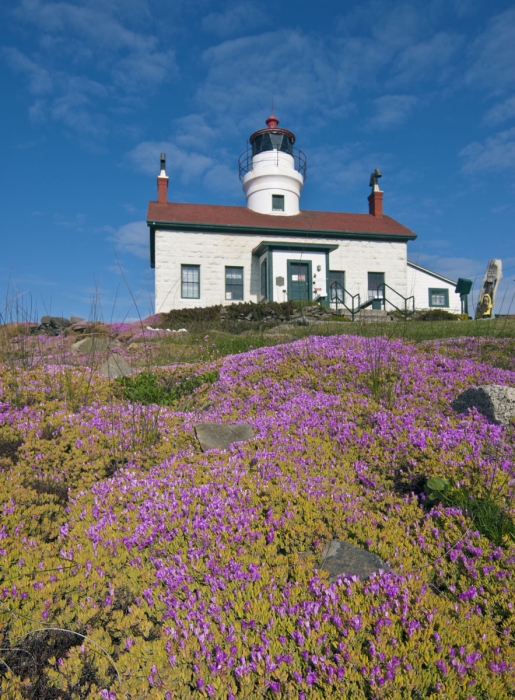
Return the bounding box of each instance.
[407,264,461,313]
[154,229,409,313]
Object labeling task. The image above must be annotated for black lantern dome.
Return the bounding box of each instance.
[249,114,295,157]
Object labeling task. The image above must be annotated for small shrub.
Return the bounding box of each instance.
[418,309,459,322]
[117,369,219,406]
[158,300,303,329]
[426,477,515,546]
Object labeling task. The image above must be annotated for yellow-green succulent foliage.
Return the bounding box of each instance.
[0,328,514,698]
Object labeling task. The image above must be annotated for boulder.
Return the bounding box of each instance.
[70,316,85,324]
[318,540,390,582]
[194,423,255,451]
[71,335,121,354]
[452,385,515,426]
[40,315,70,329]
[99,354,133,379]
[30,316,71,336]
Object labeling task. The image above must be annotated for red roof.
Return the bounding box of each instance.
[147,201,416,239]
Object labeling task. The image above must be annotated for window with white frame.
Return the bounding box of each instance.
[225,266,244,300]
[429,288,449,307]
[181,264,200,299]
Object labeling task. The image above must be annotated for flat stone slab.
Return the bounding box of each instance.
[71,335,121,354]
[318,540,389,582]
[452,384,515,426]
[99,354,133,379]
[194,423,255,451]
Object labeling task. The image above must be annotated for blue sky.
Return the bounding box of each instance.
[1,0,514,322]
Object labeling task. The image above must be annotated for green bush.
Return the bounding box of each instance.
[117,369,219,406]
[158,301,306,328]
[426,477,515,546]
[418,309,459,322]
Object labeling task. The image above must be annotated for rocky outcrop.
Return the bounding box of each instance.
[220,304,342,326]
[71,336,121,354]
[99,354,133,379]
[30,316,85,336]
[318,540,391,582]
[452,385,515,426]
[194,423,256,451]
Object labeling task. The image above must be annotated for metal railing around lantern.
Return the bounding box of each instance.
[238,146,307,182]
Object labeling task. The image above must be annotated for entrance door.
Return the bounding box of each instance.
[287,261,311,301]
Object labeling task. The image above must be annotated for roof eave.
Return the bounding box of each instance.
[146,219,417,242]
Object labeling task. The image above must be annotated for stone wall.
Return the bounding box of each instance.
[154,229,409,313]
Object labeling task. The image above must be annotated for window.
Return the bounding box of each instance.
[260,260,268,301]
[329,271,345,303]
[368,272,385,298]
[368,272,385,309]
[181,264,200,299]
[225,266,244,301]
[272,194,285,211]
[429,288,449,308]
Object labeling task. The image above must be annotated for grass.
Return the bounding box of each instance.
[142,315,515,369]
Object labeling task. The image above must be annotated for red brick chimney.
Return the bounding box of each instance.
[368,168,383,217]
[368,189,383,217]
[157,152,168,204]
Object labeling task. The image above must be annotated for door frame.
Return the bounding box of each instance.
[287,259,312,302]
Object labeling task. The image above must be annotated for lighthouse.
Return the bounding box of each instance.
[148,113,462,317]
[238,114,306,216]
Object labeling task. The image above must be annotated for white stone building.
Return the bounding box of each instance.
[147,114,463,316]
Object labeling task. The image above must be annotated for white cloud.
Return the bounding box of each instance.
[308,144,380,194]
[388,32,463,87]
[460,127,515,174]
[366,95,419,130]
[202,1,269,38]
[108,220,149,259]
[2,46,53,94]
[129,141,214,183]
[466,8,515,92]
[484,96,515,126]
[199,30,356,123]
[6,0,177,138]
[409,253,484,282]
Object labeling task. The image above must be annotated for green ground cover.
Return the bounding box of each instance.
[0,310,514,698]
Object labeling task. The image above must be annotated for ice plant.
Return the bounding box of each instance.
[0,328,514,697]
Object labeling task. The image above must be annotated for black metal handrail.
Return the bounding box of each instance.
[329,282,361,321]
[376,283,415,320]
[238,146,307,182]
[330,281,415,321]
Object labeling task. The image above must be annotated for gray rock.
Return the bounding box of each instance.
[99,354,133,379]
[40,315,70,329]
[70,316,85,324]
[71,335,121,354]
[318,540,389,582]
[452,384,515,426]
[264,325,294,335]
[194,422,255,451]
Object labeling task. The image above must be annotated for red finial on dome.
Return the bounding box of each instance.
[266,114,279,129]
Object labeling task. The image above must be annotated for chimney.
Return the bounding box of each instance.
[368,168,383,217]
[157,152,168,204]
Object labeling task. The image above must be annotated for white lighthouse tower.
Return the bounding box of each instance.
[239,114,306,216]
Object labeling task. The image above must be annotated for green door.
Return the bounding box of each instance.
[287,261,311,301]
